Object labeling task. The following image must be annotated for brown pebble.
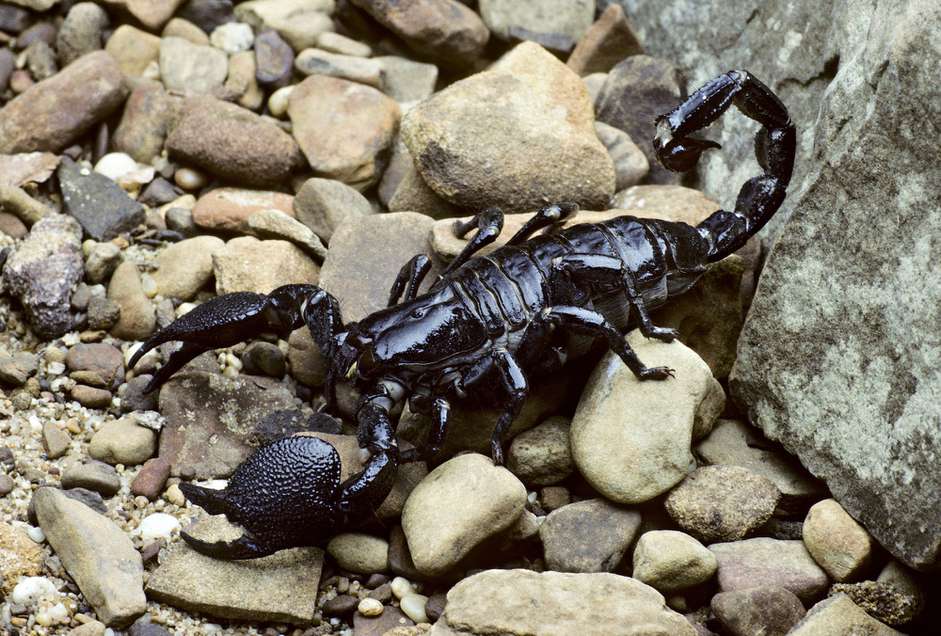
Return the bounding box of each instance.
[70,384,113,408]
[365,573,390,588]
[368,583,392,603]
[140,539,164,564]
[0,473,14,496]
[425,592,447,622]
[131,457,172,500]
[322,594,358,616]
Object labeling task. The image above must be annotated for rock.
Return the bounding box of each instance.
[34,487,146,626]
[0,48,13,93]
[105,26,162,78]
[288,75,400,189]
[234,0,334,51]
[2,214,83,338]
[62,460,121,496]
[596,55,683,185]
[245,210,328,260]
[376,56,438,103]
[146,515,323,623]
[0,351,38,386]
[295,49,383,87]
[240,342,286,377]
[157,371,298,478]
[159,36,228,95]
[709,538,829,604]
[727,0,941,571]
[0,182,50,226]
[70,385,114,408]
[10,575,58,607]
[0,4,29,33]
[436,570,696,636]
[42,422,71,459]
[317,31,372,57]
[376,460,428,521]
[539,498,641,573]
[137,513,181,544]
[213,237,320,295]
[570,331,725,504]
[253,30,294,88]
[166,96,304,187]
[152,236,225,300]
[802,499,874,582]
[567,3,643,75]
[192,187,295,232]
[403,42,615,213]
[113,81,181,164]
[0,50,126,154]
[318,212,435,321]
[210,21,254,53]
[94,153,154,188]
[387,161,463,218]
[354,605,414,634]
[127,0,184,31]
[225,51,264,110]
[0,152,60,188]
[632,530,717,592]
[66,343,124,389]
[178,0,235,33]
[594,122,649,190]
[711,586,806,636]
[294,177,374,243]
[0,522,44,596]
[324,594,358,616]
[57,3,109,66]
[162,17,210,45]
[108,261,156,340]
[479,0,594,52]
[131,458,172,500]
[327,533,389,574]
[26,39,58,81]
[401,453,526,577]
[664,465,781,543]
[830,580,921,628]
[287,328,326,387]
[0,474,12,496]
[87,297,121,331]
[89,416,157,466]
[350,0,488,66]
[789,594,903,636]
[57,157,145,241]
[84,242,122,285]
[506,416,573,486]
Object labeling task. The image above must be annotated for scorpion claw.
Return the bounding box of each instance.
[180,528,276,560]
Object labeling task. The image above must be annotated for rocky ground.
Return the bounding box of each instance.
[0,1,938,636]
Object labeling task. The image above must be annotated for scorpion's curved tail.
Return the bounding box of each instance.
[654,70,796,262]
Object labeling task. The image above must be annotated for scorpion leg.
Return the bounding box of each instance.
[388,254,432,307]
[544,305,675,380]
[506,202,579,244]
[441,207,505,277]
[488,349,529,465]
[427,396,451,461]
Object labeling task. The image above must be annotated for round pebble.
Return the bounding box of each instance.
[174,167,208,191]
[400,593,429,623]
[12,576,58,606]
[390,576,414,600]
[94,152,139,182]
[357,598,384,617]
[267,85,294,118]
[137,513,181,543]
[210,22,254,54]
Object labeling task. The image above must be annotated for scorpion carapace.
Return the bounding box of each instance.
[129,70,795,559]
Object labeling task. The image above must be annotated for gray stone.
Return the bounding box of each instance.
[316,32,372,58]
[326,533,389,574]
[240,342,286,378]
[57,3,109,66]
[65,343,124,389]
[107,260,156,341]
[25,39,57,80]
[2,215,83,339]
[294,49,383,87]
[479,0,594,52]
[0,351,38,386]
[42,422,71,459]
[293,177,374,243]
[376,56,438,102]
[0,4,29,33]
[34,488,146,627]
[788,594,903,636]
[539,498,641,573]
[830,580,921,628]
[70,384,113,409]
[84,242,122,284]
[506,416,573,486]
[253,29,293,88]
[0,49,15,93]
[126,0,183,32]
[245,210,327,260]
[178,0,234,34]
[709,538,829,604]
[594,121,649,190]
[61,459,121,497]
[435,570,696,636]
[58,157,145,241]
[727,0,941,571]
[387,161,463,218]
[89,416,157,466]
[632,530,717,592]
[113,81,181,164]
[159,36,228,95]
[711,586,806,636]
[106,26,161,78]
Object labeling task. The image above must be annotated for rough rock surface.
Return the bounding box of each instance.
[539,498,641,573]
[213,237,320,295]
[570,331,725,504]
[158,36,228,95]
[152,236,225,300]
[434,570,696,636]
[293,177,374,243]
[709,538,829,604]
[788,594,903,636]
[567,3,643,75]
[107,260,156,340]
[57,157,145,241]
[711,586,806,636]
[478,0,594,52]
[632,530,717,592]
[401,42,615,213]
[506,416,573,486]
[112,81,180,164]
[192,187,294,233]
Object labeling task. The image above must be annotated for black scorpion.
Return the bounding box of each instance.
[128,70,795,559]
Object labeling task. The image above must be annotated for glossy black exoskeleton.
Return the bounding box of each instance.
[129,70,795,559]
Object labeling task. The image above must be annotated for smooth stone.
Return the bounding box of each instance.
[42,422,71,459]
[709,538,830,604]
[152,236,226,300]
[594,121,649,190]
[711,586,806,636]
[137,513,180,543]
[294,48,383,87]
[240,341,286,377]
[159,36,228,95]
[210,21,254,53]
[401,453,527,577]
[130,458,172,500]
[788,594,903,636]
[288,75,400,189]
[58,157,145,241]
[254,29,294,88]
[0,351,38,386]
[161,17,210,46]
[387,161,463,219]
[506,416,573,486]
[316,31,372,57]
[65,342,124,389]
[225,50,264,110]
[113,81,181,164]
[166,95,304,187]
[664,465,781,543]
[213,236,320,295]
[436,570,696,636]
[802,498,874,582]
[1,214,83,339]
[34,487,146,627]
[632,530,717,592]
[479,0,594,52]
[539,498,642,573]
[106,26,161,78]
[293,177,374,243]
[353,605,414,634]
[56,2,109,67]
[234,0,334,51]
[192,187,295,232]
[327,533,389,574]
[376,56,438,103]
[84,242,122,284]
[127,0,184,31]
[401,41,615,212]
[70,385,113,409]
[286,327,326,387]
[570,332,725,504]
[146,516,323,624]
[567,3,643,75]
[89,416,157,466]
[108,260,156,340]
[377,133,411,208]
[61,460,121,497]
[245,209,327,260]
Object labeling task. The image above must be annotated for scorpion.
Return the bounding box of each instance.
[128,70,795,560]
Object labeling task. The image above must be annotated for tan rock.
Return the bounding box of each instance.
[193,188,295,233]
[326,533,389,574]
[0,522,44,596]
[709,538,829,604]
[803,499,874,581]
[161,18,209,46]
[105,26,161,77]
[108,260,156,341]
[293,177,374,243]
[632,530,717,592]
[127,0,183,30]
[213,237,320,295]
[566,3,644,75]
[789,594,903,636]
[152,235,225,300]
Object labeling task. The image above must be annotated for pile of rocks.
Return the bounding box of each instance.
[1,1,937,635]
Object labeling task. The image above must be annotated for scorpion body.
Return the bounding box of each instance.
[129,70,795,559]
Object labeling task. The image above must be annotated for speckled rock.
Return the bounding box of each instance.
[401,453,526,577]
[106,26,161,78]
[253,29,293,88]
[34,487,146,627]
[159,36,228,95]
[0,522,44,596]
[113,81,181,164]
[788,594,903,636]
[506,416,573,486]
[107,260,156,340]
[570,331,725,504]
[401,42,615,212]
[61,460,121,497]
[245,209,327,260]
[539,498,641,573]
[711,586,806,636]
[567,3,643,75]
[829,580,921,628]
[435,570,696,636]
[479,0,594,52]
[294,48,383,87]
[152,236,225,300]
[286,328,326,387]
[377,56,438,102]
[65,343,124,389]
[89,416,157,466]
[802,499,874,582]
[293,177,374,243]
[709,538,829,604]
[0,351,38,386]
[632,530,717,592]
[213,237,320,295]
[57,157,145,241]
[327,533,389,574]
[2,214,83,338]
[57,2,109,66]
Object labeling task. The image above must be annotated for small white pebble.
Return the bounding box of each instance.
[26,525,45,544]
[210,22,254,53]
[94,152,138,182]
[176,302,197,317]
[400,593,429,623]
[225,352,242,371]
[141,274,158,298]
[174,167,207,191]
[268,85,294,118]
[11,577,58,606]
[390,576,414,600]
[357,598,384,617]
[164,483,186,507]
[137,513,181,543]
[47,361,66,376]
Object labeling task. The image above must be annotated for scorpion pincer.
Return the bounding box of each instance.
[128,70,795,559]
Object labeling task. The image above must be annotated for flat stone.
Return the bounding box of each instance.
[401,41,615,212]
[0,152,60,188]
[287,328,326,387]
[2,214,83,339]
[105,26,161,78]
[327,533,389,574]
[225,50,264,110]
[788,594,903,636]
[288,75,400,189]
[317,31,372,58]
[0,522,44,596]
[159,36,228,95]
[506,416,573,486]
[235,0,334,51]
[595,121,649,190]
[293,177,374,243]
[42,422,71,459]
[213,236,320,295]
[66,343,124,389]
[89,416,157,466]
[57,2,109,66]
[192,187,295,233]
[294,48,383,87]
[802,498,874,582]
[167,95,304,187]
[34,487,146,627]
[387,162,463,218]
[152,236,226,300]
[711,586,806,636]
[157,371,298,478]
[70,385,114,409]
[58,157,145,241]
[245,210,327,260]
[539,498,641,573]
[665,465,781,543]
[376,56,438,102]
[113,81,181,164]
[436,570,696,636]
[479,0,594,52]
[146,516,323,624]
[108,260,156,341]
[632,530,717,592]
[567,3,643,75]
[570,332,725,504]
[61,459,121,497]
[0,351,38,386]
[353,605,414,635]
[709,538,830,604]
[401,453,526,577]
